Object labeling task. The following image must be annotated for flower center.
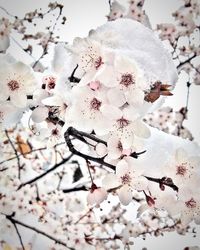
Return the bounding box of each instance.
[176,164,187,176]
[47,77,56,89]
[185,198,197,209]
[43,76,56,89]
[120,73,135,87]
[117,117,130,129]
[117,141,123,152]
[7,80,20,91]
[90,98,101,111]
[51,128,59,137]
[121,173,131,185]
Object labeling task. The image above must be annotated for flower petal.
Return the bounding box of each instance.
[10,92,27,108]
[132,120,151,138]
[117,185,132,206]
[102,173,120,190]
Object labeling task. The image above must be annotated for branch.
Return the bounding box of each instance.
[0,6,17,18]
[108,0,112,12]
[144,176,178,192]
[5,214,74,250]
[10,219,25,250]
[0,146,47,165]
[64,127,179,192]
[32,4,63,69]
[64,127,115,170]
[177,53,196,70]
[65,126,145,158]
[5,130,21,179]
[17,153,73,190]
[62,186,88,193]
[68,64,80,83]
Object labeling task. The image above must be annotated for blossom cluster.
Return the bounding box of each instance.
[144,106,193,140]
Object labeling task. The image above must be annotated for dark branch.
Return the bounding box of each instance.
[0,146,47,165]
[177,53,196,70]
[64,127,179,192]
[5,214,74,250]
[62,186,88,193]
[144,176,178,192]
[10,220,25,250]
[5,130,21,179]
[68,64,80,83]
[17,153,73,190]
[64,127,115,170]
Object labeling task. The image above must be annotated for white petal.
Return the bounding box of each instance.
[94,188,107,204]
[107,136,122,159]
[131,176,148,191]
[189,156,200,171]
[0,87,9,101]
[87,192,95,205]
[107,88,126,107]
[175,148,188,164]
[10,92,27,108]
[125,88,144,106]
[42,95,63,106]
[123,106,140,121]
[180,212,193,226]
[79,71,96,86]
[13,61,32,75]
[116,159,129,176]
[95,143,107,157]
[100,104,122,120]
[31,106,49,123]
[102,173,120,190]
[107,148,121,160]
[120,132,134,149]
[117,185,132,206]
[115,55,137,74]
[132,120,151,138]
[95,65,117,87]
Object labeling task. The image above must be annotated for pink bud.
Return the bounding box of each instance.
[122,148,132,156]
[146,195,155,207]
[89,81,100,91]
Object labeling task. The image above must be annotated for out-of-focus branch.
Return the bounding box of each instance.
[5,213,74,250]
[10,219,25,250]
[5,130,21,179]
[17,153,73,190]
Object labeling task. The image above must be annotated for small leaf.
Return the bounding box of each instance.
[16,135,32,157]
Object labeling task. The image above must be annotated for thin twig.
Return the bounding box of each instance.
[62,186,88,193]
[177,53,196,69]
[0,6,17,18]
[5,130,21,179]
[10,220,25,250]
[64,127,115,170]
[0,142,65,165]
[32,5,63,69]
[5,214,74,250]
[17,153,73,190]
[108,0,112,12]
[65,127,179,192]
[68,64,80,83]
[11,36,37,61]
